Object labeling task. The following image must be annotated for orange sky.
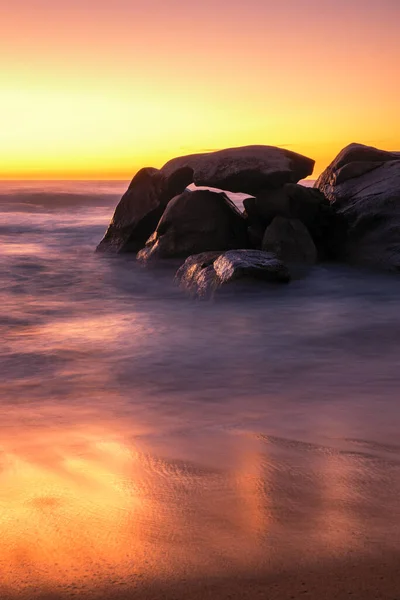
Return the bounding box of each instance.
[1,0,399,179]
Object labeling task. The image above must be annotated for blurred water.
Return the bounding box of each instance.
[1,181,400,598]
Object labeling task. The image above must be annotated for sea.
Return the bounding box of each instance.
[1,180,400,599]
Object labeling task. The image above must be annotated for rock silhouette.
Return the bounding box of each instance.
[96,166,190,253]
[137,189,248,261]
[243,183,334,258]
[96,142,400,290]
[316,143,400,271]
[97,145,315,256]
[262,217,317,264]
[161,145,315,194]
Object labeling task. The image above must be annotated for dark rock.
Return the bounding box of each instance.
[244,183,341,259]
[137,190,248,261]
[244,183,328,226]
[213,250,291,283]
[244,186,289,226]
[316,143,400,192]
[310,203,348,261]
[315,143,400,270]
[176,249,290,296]
[262,217,317,264]
[242,205,266,249]
[175,251,222,296]
[96,167,189,253]
[247,222,266,249]
[161,145,315,195]
[285,184,330,226]
[283,185,341,260]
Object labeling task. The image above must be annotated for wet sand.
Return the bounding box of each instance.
[1,416,400,600]
[3,557,400,600]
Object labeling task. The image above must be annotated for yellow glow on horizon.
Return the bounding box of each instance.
[1,77,398,180]
[1,1,399,180]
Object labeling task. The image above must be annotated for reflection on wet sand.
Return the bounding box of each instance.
[1,411,400,599]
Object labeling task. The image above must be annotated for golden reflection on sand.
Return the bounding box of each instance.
[0,420,267,597]
[0,431,142,593]
[232,434,270,539]
[1,414,400,598]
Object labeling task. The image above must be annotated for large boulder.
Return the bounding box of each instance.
[243,183,328,226]
[213,249,291,284]
[176,249,290,296]
[96,166,190,253]
[316,143,400,192]
[262,217,317,264]
[315,143,400,270]
[175,251,222,295]
[161,145,315,195]
[246,220,267,250]
[137,190,248,261]
[244,183,339,259]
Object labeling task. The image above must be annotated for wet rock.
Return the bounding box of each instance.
[137,190,248,261]
[262,217,317,264]
[96,166,190,253]
[213,250,291,283]
[315,143,400,270]
[161,145,315,195]
[175,251,222,296]
[176,249,290,296]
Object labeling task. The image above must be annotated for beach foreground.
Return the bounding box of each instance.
[3,556,400,600]
[1,381,400,600]
[1,411,400,600]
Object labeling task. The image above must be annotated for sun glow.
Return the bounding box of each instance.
[0,430,145,594]
[1,0,399,179]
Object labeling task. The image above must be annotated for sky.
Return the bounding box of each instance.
[1,0,399,179]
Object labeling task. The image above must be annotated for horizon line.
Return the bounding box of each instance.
[0,176,317,182]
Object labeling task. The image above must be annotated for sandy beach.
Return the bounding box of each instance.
[3,555,400,600]
[1,410,400,600]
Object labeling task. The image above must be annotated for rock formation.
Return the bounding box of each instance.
[96,166,191,253]
[315,143,400,270]
[161,145,315,195]
[262,217,317,264]
[175,251,222,295]
[214,250,291,284]
[243,183,336,259]
[97,145,316,257]
[176,249,290,296]
[96,141,400,294]
[137,190,247,261]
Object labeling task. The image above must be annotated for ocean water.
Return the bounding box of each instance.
[1,181,400,599]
